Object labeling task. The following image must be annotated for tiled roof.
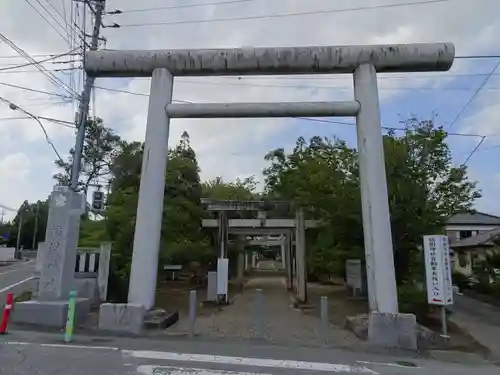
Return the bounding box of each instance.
[447,212,500,225]
[450,227,500,248]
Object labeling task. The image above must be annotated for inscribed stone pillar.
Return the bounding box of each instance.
[38,187,85,301]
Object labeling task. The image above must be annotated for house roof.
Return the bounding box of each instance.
[447,212,500,225]
[450,227,500,249]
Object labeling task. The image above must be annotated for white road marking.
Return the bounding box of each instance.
[357,361,421,369]
[0,277,35,294]
[137,365,271,375]
[0,261,34,275]
[123,351,378,374]
[41,343,119,351]
[5,341,119,351]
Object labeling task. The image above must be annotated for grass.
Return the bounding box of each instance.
[14,291,32,302]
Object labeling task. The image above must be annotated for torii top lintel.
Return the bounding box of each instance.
[84,43,455,78]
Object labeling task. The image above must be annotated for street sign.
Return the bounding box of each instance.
[92,191,105,211]
[423,235,453,306]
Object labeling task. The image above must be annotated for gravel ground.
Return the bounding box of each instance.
[168,275,363,349]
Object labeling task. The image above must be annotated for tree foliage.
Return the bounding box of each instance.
[264,119,481,283]
[53,118,121,192]
[202,176,258,200]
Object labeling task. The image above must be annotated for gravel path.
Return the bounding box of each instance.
[169,275,362,348]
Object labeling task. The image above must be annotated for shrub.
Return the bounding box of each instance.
[452,270,471,291]
[398,283,430,323]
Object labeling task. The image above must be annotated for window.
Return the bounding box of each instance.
[460,230,473,239]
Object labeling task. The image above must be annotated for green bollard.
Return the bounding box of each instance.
[64,290,77,343]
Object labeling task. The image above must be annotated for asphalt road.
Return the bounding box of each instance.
[0,260,35,302]
[1,331,498,375]
[0,261,35,288]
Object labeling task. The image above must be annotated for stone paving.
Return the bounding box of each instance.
[169,275,363,348]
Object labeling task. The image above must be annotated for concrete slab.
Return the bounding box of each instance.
[98,303,145,335]
[368,312,418,351]
[12,298,91,328]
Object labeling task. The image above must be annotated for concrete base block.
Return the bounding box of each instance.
[12,298,91,328]
[98,303,146,335]
[368,312,418,351]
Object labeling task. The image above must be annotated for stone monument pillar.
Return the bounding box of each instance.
[13,186,90,327]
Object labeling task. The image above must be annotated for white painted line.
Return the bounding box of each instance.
[357,361,421,369]
[137,365,271,375]
[41,343,119,351]
[5,341,31,346]
[5,341,118,351]
[123,351,378,374]
[0,276,35,294]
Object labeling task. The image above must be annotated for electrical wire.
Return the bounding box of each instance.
[0,33,80,98]
[93,85,486,139]
[447,59,500,130]
[25,0,71,45]
[114,0,464,28]
[176,78,500,92]
[0,67,79,74]
[461,136,486,165]
[0,115,75,128]
[0,50,78,72]
[0,81,73,99]
[0,96,65,163]
[93,85,191,103]
[0,203,16,212]
[0,52,79,59]
[109,0,257,14]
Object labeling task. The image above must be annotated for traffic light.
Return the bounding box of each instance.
[92,191,105,211]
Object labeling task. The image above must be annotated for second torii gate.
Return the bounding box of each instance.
[85,43,455,348]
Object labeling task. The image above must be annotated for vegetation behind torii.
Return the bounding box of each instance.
[1,118,483,309]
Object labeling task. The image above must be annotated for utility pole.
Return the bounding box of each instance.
[70,0,106,190]
[32,201,39,250]
[15,201,28,259]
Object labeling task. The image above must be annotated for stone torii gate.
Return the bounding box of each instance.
[200,198,316,303]
[86,43,455,347]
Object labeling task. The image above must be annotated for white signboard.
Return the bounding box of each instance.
[346,259,362,290]
[216,258,229,296]
[423,235,453,306]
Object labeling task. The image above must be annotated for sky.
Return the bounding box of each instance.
[0,0,499,221]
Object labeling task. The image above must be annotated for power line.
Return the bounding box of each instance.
[177,78,500,92]
[296,117,485,138]
[0,115,75,128]
[108,0,256,14]
[0,50,77,72]
[25,0,71,45]
[0,67,79,74]
[93,85,191,103]
[0,33,80,98]
[0,203,16,212]
[113,0,463,28]
[0,81,73,99]
[0,52,79,59]
[447,60,500,130]
[461,136,486,165]
[0,97,65,163]
[94,85,486,139]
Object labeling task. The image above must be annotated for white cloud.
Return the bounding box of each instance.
[0,0,499,214]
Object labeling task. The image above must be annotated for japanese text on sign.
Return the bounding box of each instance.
[423,235,454,306]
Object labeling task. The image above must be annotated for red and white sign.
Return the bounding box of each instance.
[423,235,454,306]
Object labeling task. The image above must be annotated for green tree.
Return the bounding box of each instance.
[54,118,121,192]
[202,176,258,200]
[264,119,481,284]
[7,200,49,249]
[104,132,211,301]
